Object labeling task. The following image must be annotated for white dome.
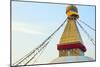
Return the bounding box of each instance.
[51,56,94,63]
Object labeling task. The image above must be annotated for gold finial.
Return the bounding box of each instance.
[66,5,79,19]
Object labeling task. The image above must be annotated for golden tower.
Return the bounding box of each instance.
[57,5,86,57]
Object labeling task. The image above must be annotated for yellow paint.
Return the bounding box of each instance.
[59,19,82,44]
[66,11,79,17]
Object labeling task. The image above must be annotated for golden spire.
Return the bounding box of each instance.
[57,5,86,57]
[59,19,82,44]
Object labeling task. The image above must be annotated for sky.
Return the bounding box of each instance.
[12,1,95,65]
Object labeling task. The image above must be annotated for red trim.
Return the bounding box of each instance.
[57,43,86,52]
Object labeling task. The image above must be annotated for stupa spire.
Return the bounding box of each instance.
[57,5,86,57]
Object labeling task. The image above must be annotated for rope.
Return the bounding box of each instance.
[24,41,50,65]
[13,44,41,65]
[13,18,67,66]
[77,20,95,46]
[78,19,95,31]
[33,46,46,64]
[24,18,67,65]
[33,40,52,64]
[13,47,39,65]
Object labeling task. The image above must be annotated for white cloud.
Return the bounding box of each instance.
[12,22,44,35]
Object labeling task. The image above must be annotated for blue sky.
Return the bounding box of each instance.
[12,1,95,64]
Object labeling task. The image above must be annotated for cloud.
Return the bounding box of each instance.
[12,22,44,35]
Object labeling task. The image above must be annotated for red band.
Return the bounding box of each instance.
[57,43,86,52]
